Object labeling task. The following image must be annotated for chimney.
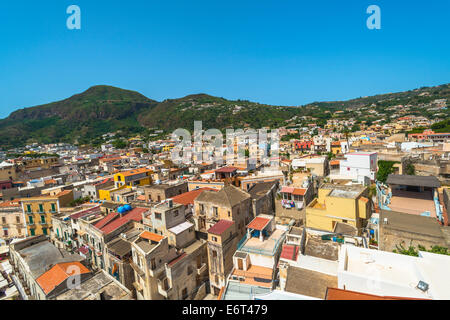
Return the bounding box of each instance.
[168,199,173,208]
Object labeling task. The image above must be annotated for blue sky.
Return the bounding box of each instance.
[0,0,449,118]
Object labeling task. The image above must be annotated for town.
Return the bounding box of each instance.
[0,107,449,301]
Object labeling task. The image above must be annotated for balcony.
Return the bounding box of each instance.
[157,278,172,298]
[197,263,207,276]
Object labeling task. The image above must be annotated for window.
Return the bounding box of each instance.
[212,236,218,242]
[38,204,44,213]
[212,250,217,258]
[200,204,204,214]
[42,228,48,235]
[51,203,56,212]
[155,213,162,220]
[174,210,179,217]
[26,204,32,213]
[228,211,231,217]
[16,216,20,224]
[1,217,5,224]
[213,207,218,217]
[28,216,34,224]
[3,229,8,237]
[41,215,46,224]
[30,228,35,236]
[187,266,193,275]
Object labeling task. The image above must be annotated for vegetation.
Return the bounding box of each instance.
[112,139,128,149]
[405,163,416,175]
[376,160,398,183]
[0,83,448,149]
[69,196,91,207]
[393,243,450,257]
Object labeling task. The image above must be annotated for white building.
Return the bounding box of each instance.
[339,152,377,182]
[338,244,450,300]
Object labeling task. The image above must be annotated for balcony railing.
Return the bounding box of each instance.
[197,263,207,275]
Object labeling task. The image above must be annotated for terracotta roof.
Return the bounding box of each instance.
[140,231,164,242]
[94,212,119,229]
[292,188,307,196]
[136,195,146,201]
[171,188,217,206]
[168,253,187,267]
[98,207,146,234]
[330,160,340,166]
[36,262,90,295]
[325,288,428,300]
[280,186,295,194]
[215,166,238,173]
[0,200,20,208]
[208,220,235,235]
[280,244,299,261]
[247,217,271,231]
[119,168,152,177]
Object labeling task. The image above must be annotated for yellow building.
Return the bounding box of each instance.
[98,184,129,202]
[305,184,370,235]
[163,145,175,152]
[17,157,59,170]
[114,168,153,188]
[20,190,74,237]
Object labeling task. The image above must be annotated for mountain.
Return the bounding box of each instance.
[0,83,449,149]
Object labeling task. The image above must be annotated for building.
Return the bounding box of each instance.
[207,220,237,295]
[338,244,450,299]
[381,174,442,221]
[306,184,371,235]
[0,200,26,240]
[221,215,287,300]
[144,182,188,203]
[339,152,377,182]
[193,185,252,239]
[114,168,153,188]
[20,190,74,237]
[8,235,85,299]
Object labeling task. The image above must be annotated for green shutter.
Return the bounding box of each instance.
[30,229,35,236]
[39,204,44,213]
[51,203,56,212]
[26,204,31,213]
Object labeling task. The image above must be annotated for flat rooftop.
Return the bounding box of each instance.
[388,190,436,217]
[304,235,339,261]
[241,229,285,255]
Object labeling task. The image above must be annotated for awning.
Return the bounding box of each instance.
[280,186,294,194]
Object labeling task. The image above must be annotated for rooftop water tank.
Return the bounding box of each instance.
[118,206,125,214]
[124,204,132,211]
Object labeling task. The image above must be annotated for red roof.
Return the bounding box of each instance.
[94,212,119,229]
[292,188,307,196]
[247,217,271,231]
[36,262,90,295]
[95,207,147,234]
[171,188,217,206]
[325,288,428,300]
[215,166,237,173]
[70,205,101,220]
[140,231,164,242]
[280,244,299,261]
[280,186,295,193]
[168,253,187,267]
[208,220,235,235]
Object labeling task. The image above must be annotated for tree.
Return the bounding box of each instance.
[405,163,415,175]
[112,139,127,149]
[376,160,397,183]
